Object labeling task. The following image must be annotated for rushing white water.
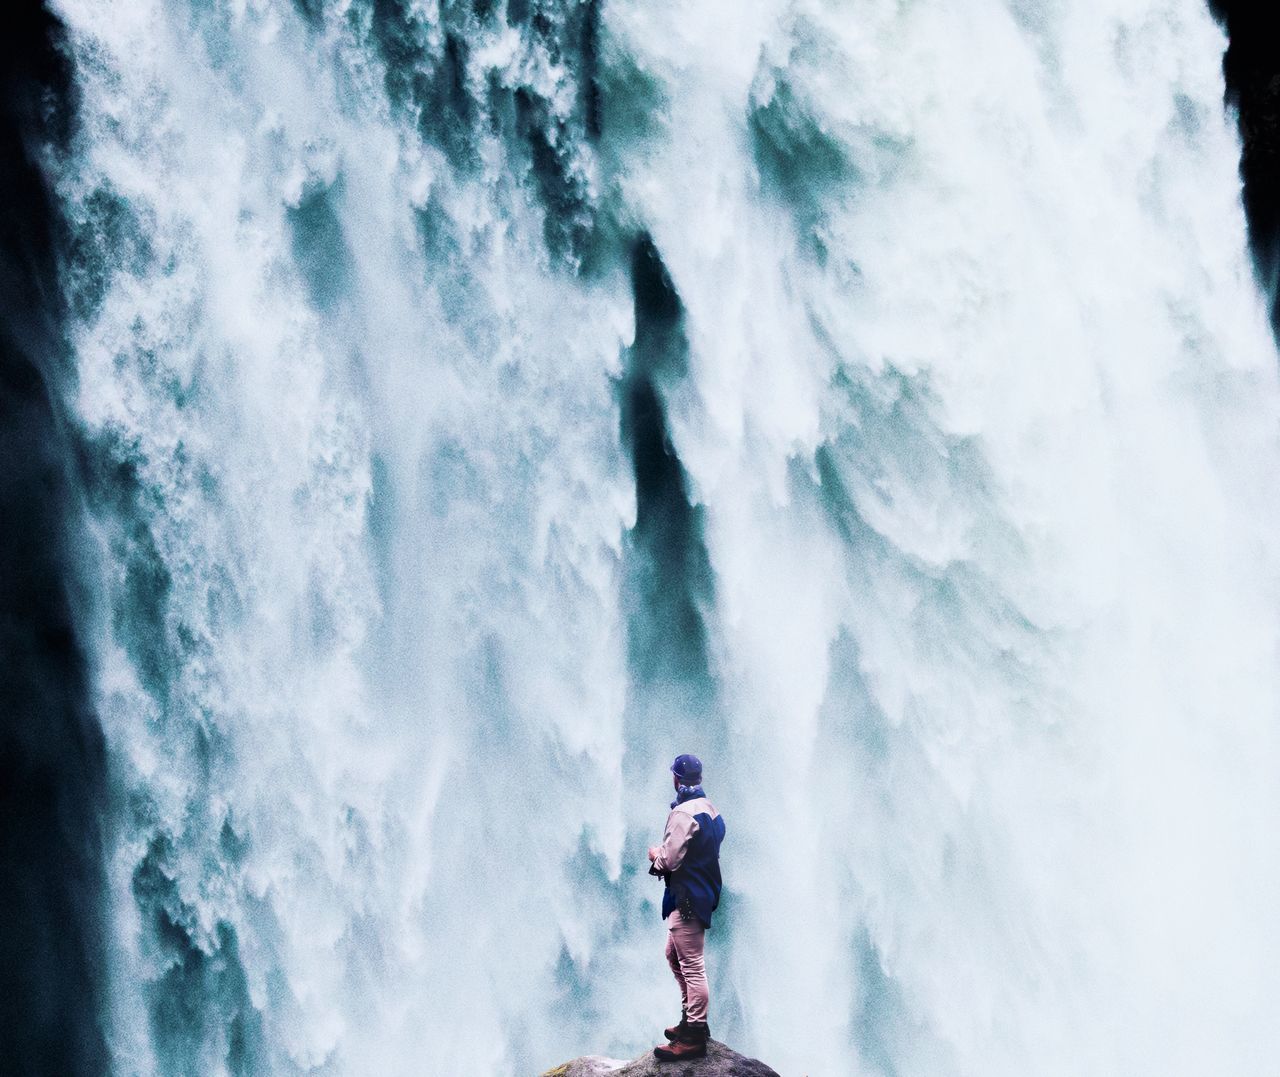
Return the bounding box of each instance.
[48,0,1280,1073]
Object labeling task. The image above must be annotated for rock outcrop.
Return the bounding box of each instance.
[540,1039,781,1077]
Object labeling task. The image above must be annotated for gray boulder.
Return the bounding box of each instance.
[539,1039,781,1077]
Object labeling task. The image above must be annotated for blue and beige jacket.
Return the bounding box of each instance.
[652,795,726,929]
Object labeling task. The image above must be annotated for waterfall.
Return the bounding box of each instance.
[40,0,1280,1072]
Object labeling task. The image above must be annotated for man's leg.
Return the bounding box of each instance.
[654,917,710,1060]
[669,917,708,1025]
[665,927,688,1011]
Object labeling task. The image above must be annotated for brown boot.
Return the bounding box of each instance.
[663,1010,687,1041]
[653,1021,709,1062]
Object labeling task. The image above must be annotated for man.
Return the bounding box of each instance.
[647,753,726,1062]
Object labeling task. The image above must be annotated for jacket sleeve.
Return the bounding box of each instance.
[652,809,700,874]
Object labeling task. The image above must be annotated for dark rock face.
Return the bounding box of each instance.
[0,2,109,1075]
[541,1039,781,1077]
[1210,3,1280,328]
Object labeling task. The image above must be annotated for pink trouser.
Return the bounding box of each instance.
[664,911,708,1022]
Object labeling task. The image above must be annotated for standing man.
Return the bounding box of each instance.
[647,753,726,1062]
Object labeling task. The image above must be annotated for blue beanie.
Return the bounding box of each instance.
[670,754,703,783]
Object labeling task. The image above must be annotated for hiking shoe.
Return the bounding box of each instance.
[654,1022,709,1062]
[663,1010,687,1041]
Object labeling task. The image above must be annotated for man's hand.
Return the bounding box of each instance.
[647,846,658,863]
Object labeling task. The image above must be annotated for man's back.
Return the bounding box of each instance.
[660,796,725,929]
